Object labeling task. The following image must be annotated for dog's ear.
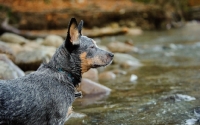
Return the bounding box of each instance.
[65,18,83,52]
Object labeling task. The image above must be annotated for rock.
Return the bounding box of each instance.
[0,33,28,44]
[185,118,198,125]
[112,69,127,76]
[15,46,56,71]
[161,94,196,102]
[7,43,23,55]
[107,41,136,53]
[130,74,138,82]
[0,41,15,60]
[98,45,109,51]
[42,35,64,47]
[113,53,142,67]
[109,22,120,28]
[98,71,116,81]
[0,54,25,80]
[175,94,196,102]
[80,78,111,95]
[127,28,143,36]
[34,38,44,44]
[121,60,141,69]
[194,107,200,118]
[23,41,41,50]
[83,27,128,38]
[82,69,98,82]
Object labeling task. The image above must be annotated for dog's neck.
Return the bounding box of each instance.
[47,45,82,87]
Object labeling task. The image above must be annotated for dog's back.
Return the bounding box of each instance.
[0,66,75,125]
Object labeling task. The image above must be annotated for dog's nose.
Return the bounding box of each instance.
[109,53,114,57]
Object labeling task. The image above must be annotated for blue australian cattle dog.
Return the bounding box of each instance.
[0,18,114,125]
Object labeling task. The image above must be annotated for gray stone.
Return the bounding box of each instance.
[0,33,28,44]
[0,54,25,80]
[80,78,111,95]
[42,35,64,48]
[0,41,15,60]
[7,43,23,55]
[82,69,98,82]
[15,46,56,70]
[98,71,116,81]
[113,53,141,67]
[107,41,135,53]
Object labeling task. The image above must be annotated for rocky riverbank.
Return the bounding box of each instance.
[0,0,187,34]
[0,32,142,99]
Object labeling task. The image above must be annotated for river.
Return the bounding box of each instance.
[66,21,200,125]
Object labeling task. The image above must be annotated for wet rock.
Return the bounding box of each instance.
[0,54,25,80]
[107,41,135,53]
[98,71,116,81]
[161,94,196,103]
[130,74,138,82]
[80,78,111,95]
[0,33,28,44]
[113,53,142,67]
[15,46,56,71]
[42,35,64,48]
[0,41,15,60]
[71,112,86,118]
[175,94,196,102]
[185,118,198,125]
[82,69,98,82]
[194,107,200,118]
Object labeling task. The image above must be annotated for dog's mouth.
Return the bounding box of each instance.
[92,64,103,68]
[90,53,114,68]
[92,59,113,68]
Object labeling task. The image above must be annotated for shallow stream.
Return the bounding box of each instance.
[67,22,200,125]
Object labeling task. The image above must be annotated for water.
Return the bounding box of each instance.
[66,22,200,125]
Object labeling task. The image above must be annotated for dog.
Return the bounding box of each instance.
[0,18,114,125]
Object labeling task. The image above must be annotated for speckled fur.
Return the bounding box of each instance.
[0,18,114,125]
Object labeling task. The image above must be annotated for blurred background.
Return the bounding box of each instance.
[0,0,199,31]
[0,0,200,125]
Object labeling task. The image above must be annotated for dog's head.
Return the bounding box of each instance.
[64,18,114,74]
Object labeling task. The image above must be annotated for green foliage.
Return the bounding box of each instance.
[0,4,20,24]
[0,4,12,17]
